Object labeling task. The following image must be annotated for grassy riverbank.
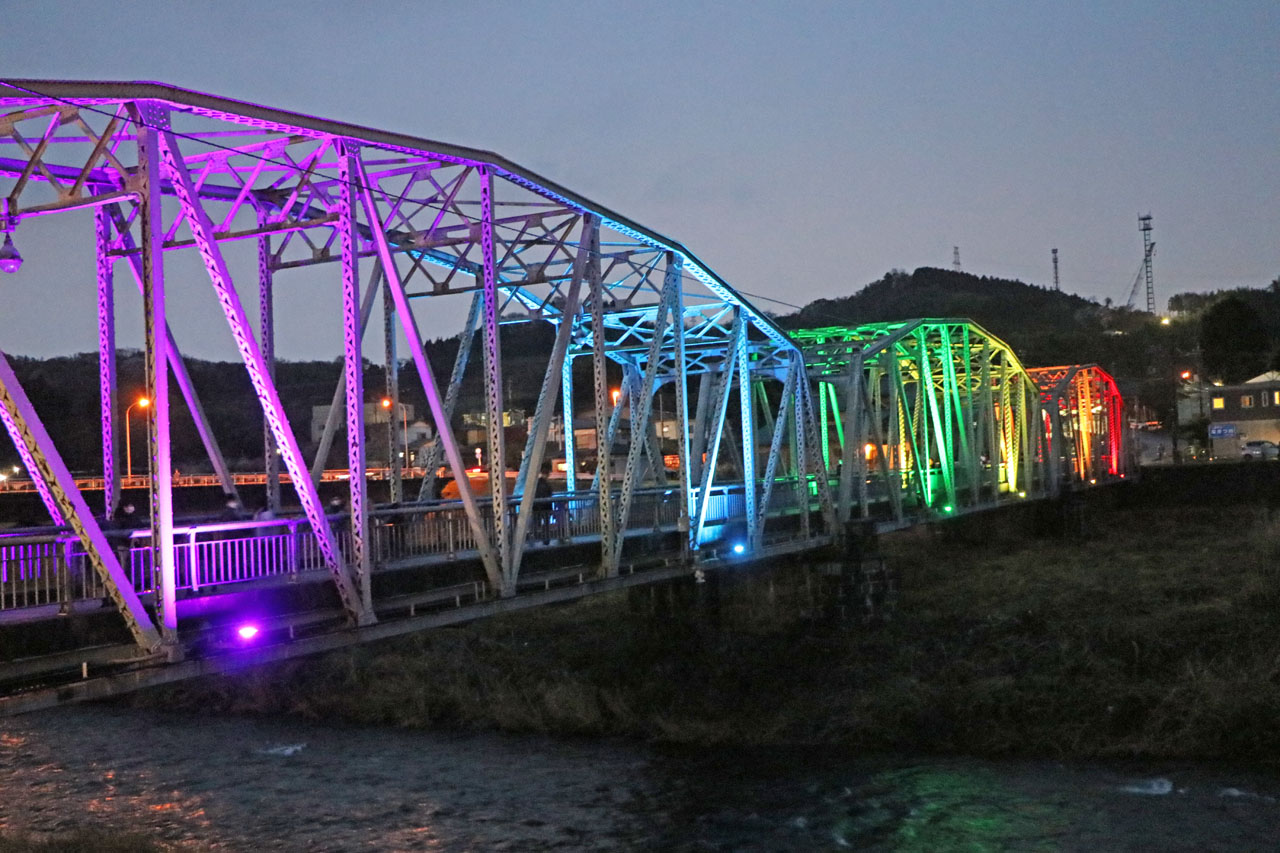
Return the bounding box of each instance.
[134,481,1280,762]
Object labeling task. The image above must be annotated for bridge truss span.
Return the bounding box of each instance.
[791,319,1051,523]
[0,80,833,666]
[1026,364,1129,491]
[0,81,1127,709]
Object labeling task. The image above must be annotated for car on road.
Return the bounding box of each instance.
[1241,440,1279,461]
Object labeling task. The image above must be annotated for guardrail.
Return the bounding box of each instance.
[0,467,433,494]
[0,481,781,615]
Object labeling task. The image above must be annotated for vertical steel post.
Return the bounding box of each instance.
[853,354,869,518]
[737,315,757,545]
[1048,399,1063,493]
[961,328,981,505]
[95,207,119,519]
[258,232,280,514]
[562,355,576,495]
[669,255,692,554]
[819,380,830,469]
[383,281,402,503]
[981,342,997,498]
[838,359,859,523]
[798,374,836,531]
[794,372,811,540]
[338,142,374,615]
[590,376,629,492]
[754,360,796,547]
[135,107,177,645]
[587,220,614,568]
[478,167,510,579]
[1019,375,1034,495]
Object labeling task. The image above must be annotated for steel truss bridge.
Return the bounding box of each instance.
[0,81,1130,712]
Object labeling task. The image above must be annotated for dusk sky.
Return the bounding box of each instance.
[2,0,1277,361]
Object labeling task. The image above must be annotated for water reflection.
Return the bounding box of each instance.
[1,707,1278,851]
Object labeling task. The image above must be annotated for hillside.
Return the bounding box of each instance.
[778,266,1145,371]
[4,267,1277,477]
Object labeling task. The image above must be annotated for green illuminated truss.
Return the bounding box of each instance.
[790,319,1048,523]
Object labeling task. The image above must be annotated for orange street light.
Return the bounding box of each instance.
[610,388,621,407]
[125,396,150,479]
[381,397,409,467]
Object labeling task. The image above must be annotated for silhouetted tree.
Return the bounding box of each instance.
[1201,296,1269,383]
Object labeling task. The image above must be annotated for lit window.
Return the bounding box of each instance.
[1212,396,1225,410]
[1273,391,1280,406]
[1241,395,1255,408]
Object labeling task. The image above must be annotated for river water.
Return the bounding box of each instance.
[1,705,1279,851]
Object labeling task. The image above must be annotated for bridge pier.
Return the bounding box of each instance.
[1034,489,1088,538]
[818,521,896,625]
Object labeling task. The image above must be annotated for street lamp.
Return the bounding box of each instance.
[125,396,150,479]
[381,397,409,469]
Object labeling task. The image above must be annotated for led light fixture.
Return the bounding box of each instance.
[0,234,21,274]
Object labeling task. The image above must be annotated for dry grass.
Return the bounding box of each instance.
[133,495,1280,761]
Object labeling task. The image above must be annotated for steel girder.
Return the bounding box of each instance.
[0,79,825,635]
[1027,364,1127,491]
[792,319,1051,522]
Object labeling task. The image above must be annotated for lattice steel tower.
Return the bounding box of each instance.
[1052,248,1060,291]
[953,246,961,271]
[1139,215,1155,313]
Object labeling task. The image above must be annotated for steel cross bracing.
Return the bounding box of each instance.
[791,319,1052,524]
[1026,364,1128,492]
[0,80,829,657]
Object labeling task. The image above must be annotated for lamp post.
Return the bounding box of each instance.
[125,396,150,479]
[381,397,409,470]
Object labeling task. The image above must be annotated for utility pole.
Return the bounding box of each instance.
[1052,248,1060,291]
[1139,215,1156,314]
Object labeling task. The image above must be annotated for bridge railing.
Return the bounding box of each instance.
[0,482,773,613]
[0,532,94,612]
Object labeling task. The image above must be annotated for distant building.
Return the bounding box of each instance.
[461,409,527,447]
[309,402,434,464]
[1206,374,1280,457]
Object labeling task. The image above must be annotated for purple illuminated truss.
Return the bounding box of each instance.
[0,79,818,648]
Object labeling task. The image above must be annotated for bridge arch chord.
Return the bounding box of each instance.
[0,80,823,610]
[789,319,1050,524]
[1026,364,1127,491]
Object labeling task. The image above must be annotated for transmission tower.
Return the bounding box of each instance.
[1139,215,1155,313]
[1052,248,1060,291]
[953,246,961,271]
